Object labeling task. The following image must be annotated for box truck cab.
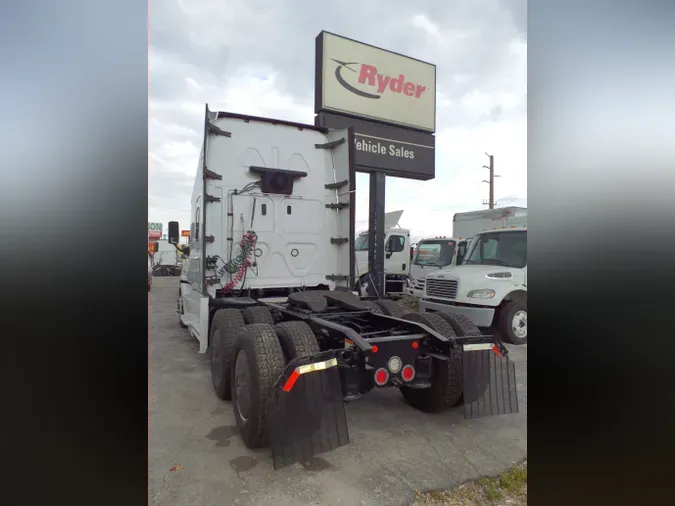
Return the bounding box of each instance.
[420,224,527,345]
[354,210,410,296]
[407,237,470,297]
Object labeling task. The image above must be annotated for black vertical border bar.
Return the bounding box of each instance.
[314,31,324,115]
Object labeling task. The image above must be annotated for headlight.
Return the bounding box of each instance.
[467,289,496,299]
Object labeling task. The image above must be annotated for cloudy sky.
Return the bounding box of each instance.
[149,0,527,240]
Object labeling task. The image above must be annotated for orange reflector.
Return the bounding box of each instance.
[492,345,503,358]
[281,358,338,392]
[411,341,419,349]
[282,370,300,392]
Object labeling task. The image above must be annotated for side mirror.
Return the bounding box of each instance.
[168,221,180,245]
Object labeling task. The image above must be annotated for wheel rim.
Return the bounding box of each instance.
[210,329,221,381]
[511,310,527,339]
[234,350,251,421]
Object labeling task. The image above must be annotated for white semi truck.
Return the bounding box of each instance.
[149,238,182,276]
[408,207,526,298]
[420,223,527,345]
[408,236,469,298]
[169,106,519,469]
[354,210,410,296]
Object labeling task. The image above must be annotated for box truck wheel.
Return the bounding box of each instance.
[242,306,275,326]
[210,308,245,401]
[177,289,187,329]
[399,312,463,412]
[373,299,405,318]
[231,324,286,449]
[499,301,527,345]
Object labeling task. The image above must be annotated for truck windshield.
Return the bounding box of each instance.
[463,231,527,268]
[355,234,369,251]
[414,240,456,267]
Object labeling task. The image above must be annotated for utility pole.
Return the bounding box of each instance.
[482,153,500,209]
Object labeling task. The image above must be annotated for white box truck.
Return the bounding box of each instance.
[408,207,526,298]
[420,221,527,345]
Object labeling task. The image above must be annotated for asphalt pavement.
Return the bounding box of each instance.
[149,277,527,506]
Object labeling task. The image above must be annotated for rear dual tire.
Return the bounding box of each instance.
[399,312,464,412]
[230,320,320,449]
[231,324,286,449]
[210,308,246,401]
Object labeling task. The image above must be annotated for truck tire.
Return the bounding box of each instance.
[177,289,188,329]
[373,299,405,318]
[231,324,286,449]
[499,301,527,345]
[436,312,492,403]
[242,306,275,326]
[436,312,482,337]
[399,312,464,412]
[210,308,245,401]
[274,321,320,363]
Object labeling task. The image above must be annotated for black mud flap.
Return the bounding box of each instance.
[462,344,519,419]
[267,351,350,470]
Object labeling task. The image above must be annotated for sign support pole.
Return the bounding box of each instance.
[367,171,386,297]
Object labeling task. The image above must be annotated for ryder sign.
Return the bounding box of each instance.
[315,31,436,132]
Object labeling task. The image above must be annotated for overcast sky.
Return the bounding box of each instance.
[149,0,527,240]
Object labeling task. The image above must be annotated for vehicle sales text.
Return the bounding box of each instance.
[355,138,415,159]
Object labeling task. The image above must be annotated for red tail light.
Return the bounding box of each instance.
[401,365,415,382]
[374,368,389,386]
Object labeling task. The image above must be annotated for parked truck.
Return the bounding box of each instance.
[453,207,527,239]
[354,210,411,296]
[149,238,182,276]
[170,106,519,469]
[409,208,527,298]
[420,223,527,345]
[407,236,469,298]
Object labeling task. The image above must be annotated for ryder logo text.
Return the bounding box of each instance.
[331,59,428,100]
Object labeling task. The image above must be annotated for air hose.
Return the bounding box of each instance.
[218,230,257,291]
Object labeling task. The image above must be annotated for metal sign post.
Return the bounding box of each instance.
[367,172,386,296]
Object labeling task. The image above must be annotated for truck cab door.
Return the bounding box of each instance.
[385,234,408,275]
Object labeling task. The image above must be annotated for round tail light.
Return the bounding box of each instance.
[374,368,389,386]
[401,365,415,382]
[387,356,402,374]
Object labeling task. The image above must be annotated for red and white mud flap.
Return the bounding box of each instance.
[462,343,520,419]
[266,351,350,470]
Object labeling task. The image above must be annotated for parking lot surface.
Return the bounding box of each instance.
[150,277,527,506]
